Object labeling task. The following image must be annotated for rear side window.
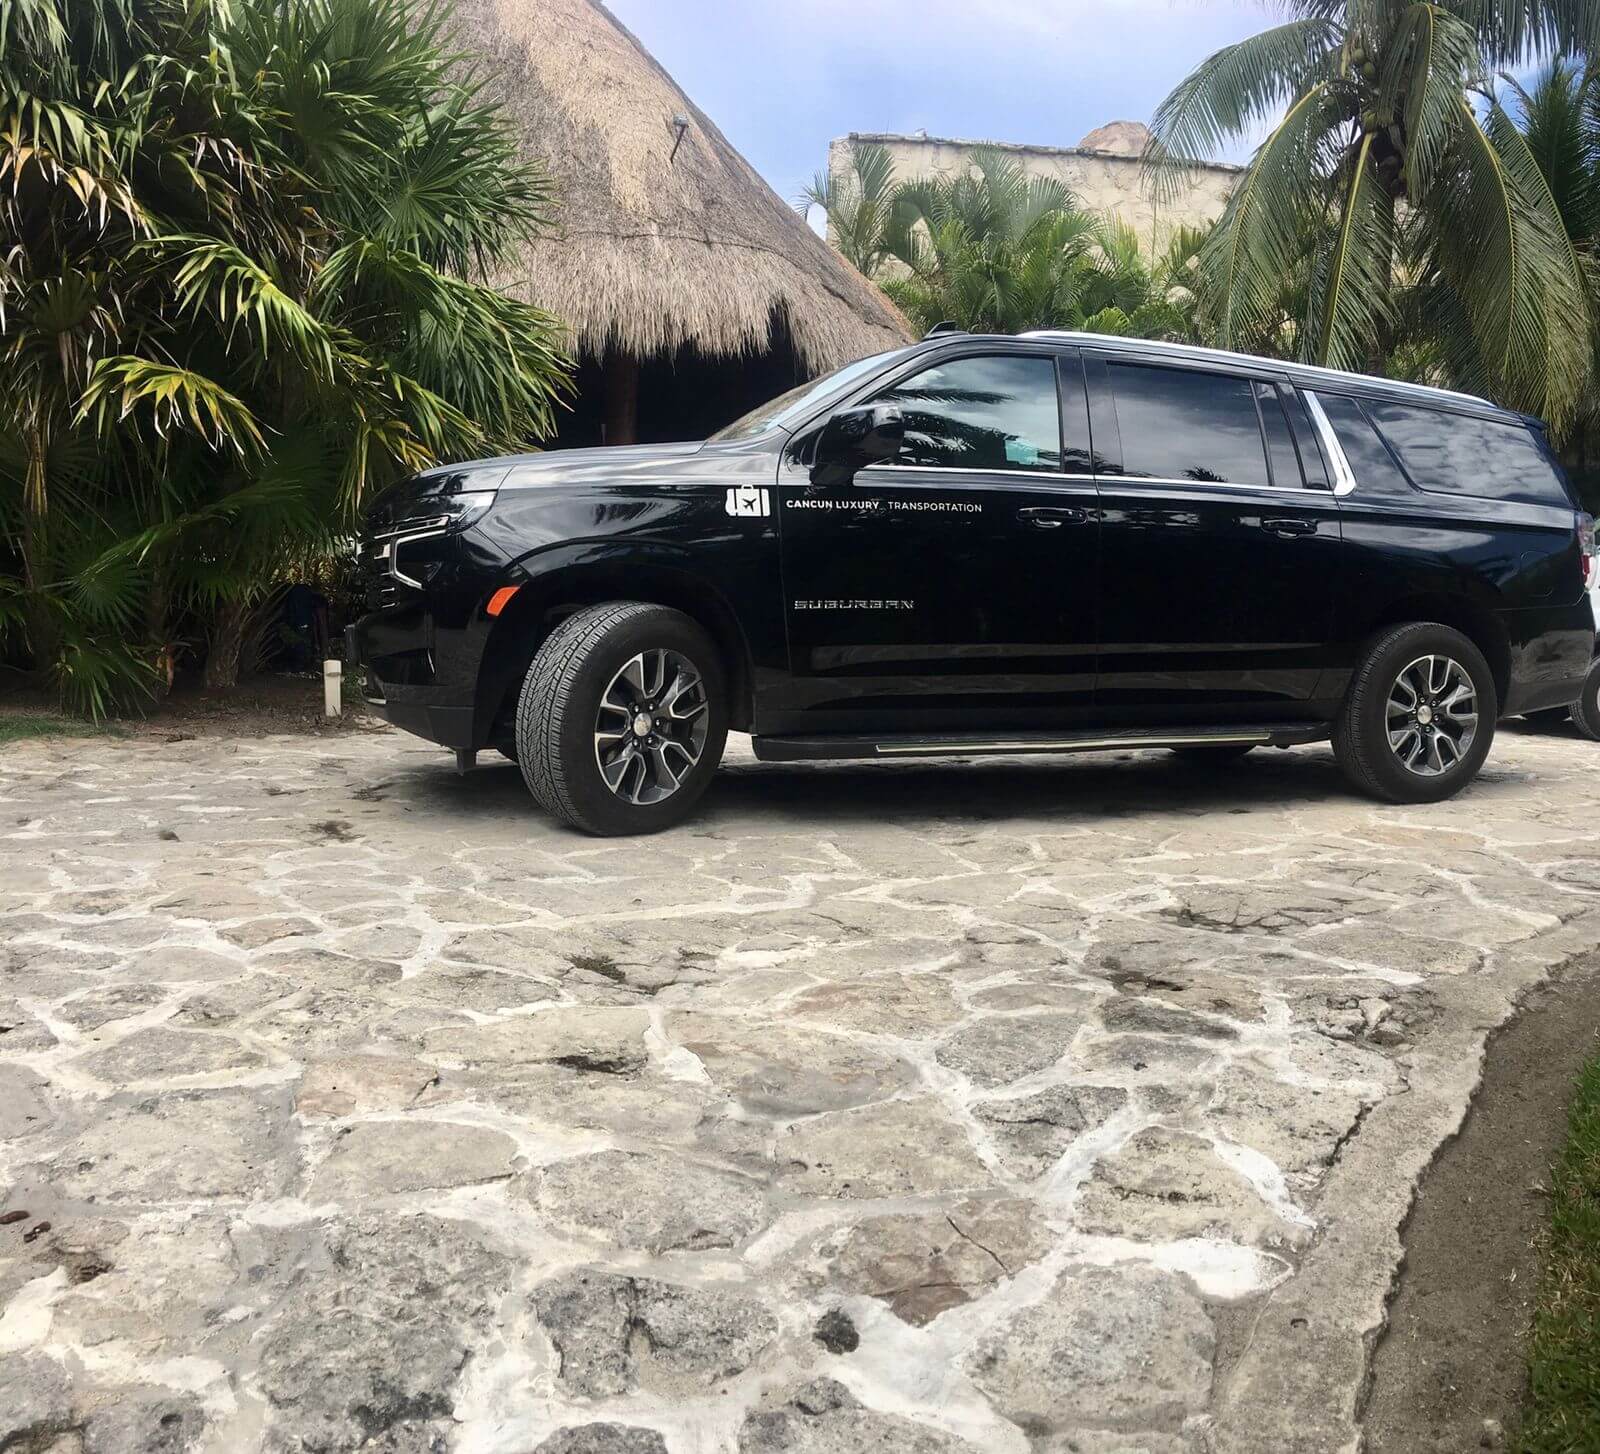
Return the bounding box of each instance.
[1364,399,1570,506]
[870,354,1063,472]
[1107,363,1271,487]
[1312,393,1414,496]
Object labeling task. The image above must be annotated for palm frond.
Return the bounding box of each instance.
[1145,17,1342,198]
[1199,80,1345,351]
[159,236,337,379]
[1312,135,1397,370]
[1508,57,1600,244]
[1392,4,1484,198]
[78,357,267,456]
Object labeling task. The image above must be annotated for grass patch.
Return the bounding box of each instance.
[1518,1051,1600,1452]
[0,714,109,745]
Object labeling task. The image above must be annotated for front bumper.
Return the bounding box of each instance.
[345,623,483,750]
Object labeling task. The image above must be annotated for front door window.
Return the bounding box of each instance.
[870,355,1064,473]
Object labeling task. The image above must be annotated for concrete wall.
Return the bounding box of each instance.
[828,125,1238,257]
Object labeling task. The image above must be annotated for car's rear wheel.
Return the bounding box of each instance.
[1571,658,1600,742]
[515,602,728,835]
[1168,743,1254,764]
[1333,622,1496,803]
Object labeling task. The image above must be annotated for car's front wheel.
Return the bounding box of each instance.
[1333,622,1496,803]
[515,602,728,835]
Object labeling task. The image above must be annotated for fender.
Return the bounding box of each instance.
[474,538,767,740]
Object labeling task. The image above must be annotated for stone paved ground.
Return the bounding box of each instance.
[3,726,1598,1454]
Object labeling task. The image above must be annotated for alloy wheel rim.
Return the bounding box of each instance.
[1385,654,1478,777]
[593,649,709,805]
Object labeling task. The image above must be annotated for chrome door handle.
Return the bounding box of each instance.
[1018,506,1086,529]
[1262,516,1317,537]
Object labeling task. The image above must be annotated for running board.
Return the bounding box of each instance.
[750,723,1328,763]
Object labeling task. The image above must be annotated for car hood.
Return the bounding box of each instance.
[495,442,706,489]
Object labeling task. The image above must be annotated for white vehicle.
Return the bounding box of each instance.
[1529,562,1600,738]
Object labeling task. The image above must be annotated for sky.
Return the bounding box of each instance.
[604,0,1270,217]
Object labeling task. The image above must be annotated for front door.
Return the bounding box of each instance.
[1087,354,1343,716]
[769,348,1101,736]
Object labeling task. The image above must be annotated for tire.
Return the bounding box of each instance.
[1333,622,1496,804]
[515,602,728,836]
[1571,659,1600,742]
[1169,743,1254,764]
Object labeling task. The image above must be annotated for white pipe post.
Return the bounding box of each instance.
[323,659,342,717]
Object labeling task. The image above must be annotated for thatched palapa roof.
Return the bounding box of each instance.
[451,0,914,372]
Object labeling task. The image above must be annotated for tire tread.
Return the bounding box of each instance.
[1333,621,1494,803]
[1572,662,1600,742]
[516,601,662,833]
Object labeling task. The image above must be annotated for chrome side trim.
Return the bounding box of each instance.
[1093,473,1313,495]
[873,731,1272,756]
[854,465,1323,496]
[858,463,1079,482]
[1301,392,1358,497]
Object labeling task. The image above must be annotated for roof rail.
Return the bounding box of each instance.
[1016,330,1494,410]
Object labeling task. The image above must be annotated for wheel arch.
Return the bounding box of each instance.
[475,559,756,746]
[1359,594,1512,712]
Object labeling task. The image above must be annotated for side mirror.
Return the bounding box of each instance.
[810,404,904,487]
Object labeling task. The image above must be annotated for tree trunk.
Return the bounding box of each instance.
[145,563,175,701]
[604,348,640,446]
[204,598,250,690]
[19,511,57,677]
[19,423,57,674]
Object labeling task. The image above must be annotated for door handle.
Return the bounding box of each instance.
[1261,516,1317,537]
[1018,506,1086,529]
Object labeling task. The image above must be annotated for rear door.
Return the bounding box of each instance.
[1088,352,1343,715]
[769,346,1101,734]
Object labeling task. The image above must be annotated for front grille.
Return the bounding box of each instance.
[356,512,450,607]
[373,512,452,540]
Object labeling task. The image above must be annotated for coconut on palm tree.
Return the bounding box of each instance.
[1146,0,1597,427]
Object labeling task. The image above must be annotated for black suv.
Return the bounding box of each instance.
[348,332,1595,835]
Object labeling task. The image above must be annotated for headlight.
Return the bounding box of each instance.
[442,490,497,533]
[374,491,499,590]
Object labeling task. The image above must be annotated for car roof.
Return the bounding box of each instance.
[916,330,1524,424]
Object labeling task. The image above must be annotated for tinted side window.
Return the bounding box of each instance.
[1364,400,1570,506]
[872,355,1062,472]
[1255,382,1305,488]
[1312,393,1414,496]
[1107,363,1270,487]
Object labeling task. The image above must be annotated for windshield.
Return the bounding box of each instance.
[709,347,913,443]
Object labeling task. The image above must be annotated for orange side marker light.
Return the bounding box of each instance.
[486,586,520,617]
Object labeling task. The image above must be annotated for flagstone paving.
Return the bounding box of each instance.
[2,725,1597,1453]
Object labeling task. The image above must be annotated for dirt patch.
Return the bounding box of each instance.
[0,673,381,739]
[1362,954,1600,1453]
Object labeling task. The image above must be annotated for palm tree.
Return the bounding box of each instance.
[801,144,1215,343]
[873,150,1208,341]
[1506,58,1600,502]
[1,0,571,712]
[798,143,902,276]
[1147,1,1596,427]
